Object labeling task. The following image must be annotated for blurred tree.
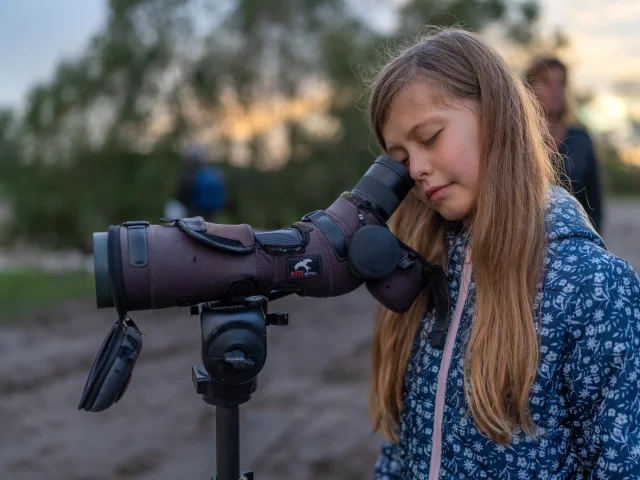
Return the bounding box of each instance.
[0,109,20,184]
[596,135,640,197]
[0,109,20,244]
[4,0,542,247]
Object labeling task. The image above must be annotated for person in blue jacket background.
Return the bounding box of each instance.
[366,29,640,479]
[168,145,228,222]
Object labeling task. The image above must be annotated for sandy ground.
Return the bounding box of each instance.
[0,199,638,480]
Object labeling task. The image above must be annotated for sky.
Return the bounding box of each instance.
[0,0,106,108]
[0,0,638,109]
[541,0,640,92]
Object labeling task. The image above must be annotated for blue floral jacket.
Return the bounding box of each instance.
[375,187,640,479]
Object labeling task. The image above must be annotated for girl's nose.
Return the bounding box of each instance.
[409,153,434,181]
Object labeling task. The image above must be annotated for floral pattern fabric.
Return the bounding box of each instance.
[374,187,640,479]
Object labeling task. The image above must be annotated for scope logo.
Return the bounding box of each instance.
[287,255,321,278]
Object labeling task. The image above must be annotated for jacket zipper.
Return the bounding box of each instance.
[428,250,472,480]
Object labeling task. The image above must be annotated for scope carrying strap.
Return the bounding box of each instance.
[423,263,451,348]
[78,225,144,413]
[162,216,257,254]
[108,225,129,319]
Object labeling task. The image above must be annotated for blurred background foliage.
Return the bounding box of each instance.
[0,0,637,250]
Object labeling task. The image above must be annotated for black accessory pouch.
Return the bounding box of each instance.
[78,225,143,412]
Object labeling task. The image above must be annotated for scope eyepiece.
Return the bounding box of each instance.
[351,155,414,221]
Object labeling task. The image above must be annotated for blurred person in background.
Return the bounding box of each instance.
[526,57,604,234]
[165,145,228,222]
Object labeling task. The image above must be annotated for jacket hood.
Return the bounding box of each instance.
[545,186,605,249]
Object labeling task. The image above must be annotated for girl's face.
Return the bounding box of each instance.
[382,81,481,223]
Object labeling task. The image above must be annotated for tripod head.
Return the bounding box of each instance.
[191,296,287,407]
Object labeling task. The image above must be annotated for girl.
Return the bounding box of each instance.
[367,29,640,479]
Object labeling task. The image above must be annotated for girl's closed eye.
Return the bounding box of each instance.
[423,129,442,147]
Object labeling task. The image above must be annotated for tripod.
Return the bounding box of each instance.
[190,296,288,480]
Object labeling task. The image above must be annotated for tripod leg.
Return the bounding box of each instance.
[215,405,240,480]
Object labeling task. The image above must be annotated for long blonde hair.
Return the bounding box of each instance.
[367,29,557,445]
